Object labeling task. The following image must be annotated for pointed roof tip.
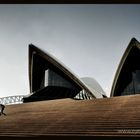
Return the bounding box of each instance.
[128,37,140,47]
[29,43,32,46]
[29,44,33,49]
[29,43,35,47]
[28,44,39,51]
[131,37,139,43]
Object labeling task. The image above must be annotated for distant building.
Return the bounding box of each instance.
[23,44,106,102]
[111,38,140,96]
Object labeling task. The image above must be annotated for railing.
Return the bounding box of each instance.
[0,95,24,105]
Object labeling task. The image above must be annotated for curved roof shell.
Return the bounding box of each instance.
[81,77,106,98]
[28,44,105,99]
[110,38,140,97]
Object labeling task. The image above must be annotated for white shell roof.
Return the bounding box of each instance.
[29,44,106,99]
[81,77,106,98]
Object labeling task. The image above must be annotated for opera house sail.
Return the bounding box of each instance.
[111,38,140,97]
[23,44,106,102]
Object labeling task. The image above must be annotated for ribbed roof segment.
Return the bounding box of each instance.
[81,77,106,98]
[28,44,105,99]
[110,38,140,97]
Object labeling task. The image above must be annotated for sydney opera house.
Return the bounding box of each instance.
[23,44,106,102]
[0,38,140,139]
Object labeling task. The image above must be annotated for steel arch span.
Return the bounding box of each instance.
[0,95,24,105]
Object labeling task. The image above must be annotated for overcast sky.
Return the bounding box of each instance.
[0,4,140,98]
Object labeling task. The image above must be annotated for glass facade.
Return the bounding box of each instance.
[134,70,140,93]
[121,70,140,95]
[47,69,78,89]
[32,54,80,92]
[74,90,92,100]
[114,47,140,96]
[28,53,82,101]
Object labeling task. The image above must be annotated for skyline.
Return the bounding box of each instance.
[0,4,140,97]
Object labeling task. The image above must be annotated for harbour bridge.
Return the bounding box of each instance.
[0,95,24,105]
